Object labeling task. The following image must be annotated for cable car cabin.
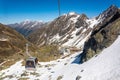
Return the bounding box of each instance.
[25,57,38,70]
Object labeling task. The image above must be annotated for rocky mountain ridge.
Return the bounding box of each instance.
[28,12,100,48]
[80,5,120,62]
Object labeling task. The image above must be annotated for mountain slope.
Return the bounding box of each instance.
[51,35,120,80]
[28,12,100,48]
[80,5,120,62]
[0,23,36,65]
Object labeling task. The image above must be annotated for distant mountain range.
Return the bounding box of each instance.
[8,20,45,37]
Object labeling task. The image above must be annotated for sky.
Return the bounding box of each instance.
[0,0,120,24]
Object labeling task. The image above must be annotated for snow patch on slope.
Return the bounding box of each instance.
[86,18,99,28]
[49,34,61,43]
[70,15,80,23]
[62,17,99,48]
[0,60,24,79]
[0,38,8,41]
[68,12,76,15]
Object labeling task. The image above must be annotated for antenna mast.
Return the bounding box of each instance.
[58,0,61,16]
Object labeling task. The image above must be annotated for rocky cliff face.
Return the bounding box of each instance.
[80,5,120,63]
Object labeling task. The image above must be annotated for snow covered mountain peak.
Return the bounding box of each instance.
[62,12,78,17]
[68,12,76,15]
[23,19,31,23]
[20,20,44,26]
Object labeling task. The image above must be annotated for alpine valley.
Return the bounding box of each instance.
[0,5,120,80]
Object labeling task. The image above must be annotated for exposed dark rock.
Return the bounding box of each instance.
[76,75,81,80]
